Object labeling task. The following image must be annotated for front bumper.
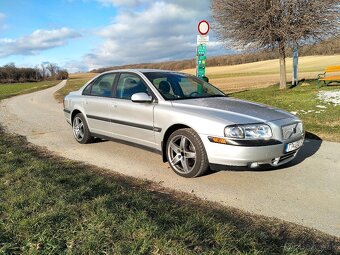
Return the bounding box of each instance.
[200,134,304,167]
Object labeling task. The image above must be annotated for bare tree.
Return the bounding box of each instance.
[46,63,58,78]
[34,65,40,81]
[56,69,69,80]
[41,63,47,80]
[212,0,339,89]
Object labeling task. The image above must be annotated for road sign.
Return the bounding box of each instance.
[198,20,210,35]
[196,20,210,79]
[197,44,206,55]
[197,35,209,45]
[196,46,207,78]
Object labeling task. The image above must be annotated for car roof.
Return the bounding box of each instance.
[101,69,182,75]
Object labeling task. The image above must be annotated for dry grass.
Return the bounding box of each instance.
[182,55,340,92]
[183,55,340,75]
[211,72,320,92]
[69,72,97,80]
[68,55,339,93]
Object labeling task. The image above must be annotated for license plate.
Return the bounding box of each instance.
[285,139,304,152]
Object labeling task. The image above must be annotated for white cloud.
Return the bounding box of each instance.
[80,0,228,70]
[0,13,7,30]
[96,0,153,7]
[0,27,81,57]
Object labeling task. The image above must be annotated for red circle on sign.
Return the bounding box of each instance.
[198,20,210,35]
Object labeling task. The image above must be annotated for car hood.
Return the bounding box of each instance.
[171,97,296,124]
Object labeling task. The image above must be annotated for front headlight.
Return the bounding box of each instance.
[225,124,272,139]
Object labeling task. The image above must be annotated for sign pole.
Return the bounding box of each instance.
[292,43,298,86]
[196,20,210,79]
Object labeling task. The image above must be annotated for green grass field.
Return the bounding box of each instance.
[0,80,59,100]
[232,81,340,142]
[0,129,338,254]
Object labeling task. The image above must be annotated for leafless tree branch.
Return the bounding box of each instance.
[212,0,340,89]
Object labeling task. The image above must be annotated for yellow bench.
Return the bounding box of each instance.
[318,65,340,86]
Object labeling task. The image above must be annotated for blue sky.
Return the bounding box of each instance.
[0,0,231,72]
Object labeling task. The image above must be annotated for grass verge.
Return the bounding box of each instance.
[54,78,91,103]
[0,128,339,254]
[0,81,59,100]
[231,80,340,142]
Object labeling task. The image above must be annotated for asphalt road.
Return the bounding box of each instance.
[0,81,339,237]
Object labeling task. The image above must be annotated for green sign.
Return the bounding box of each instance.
[197,45,206,55]
[196,44,207,78]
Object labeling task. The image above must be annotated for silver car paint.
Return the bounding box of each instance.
[64,69,304,167]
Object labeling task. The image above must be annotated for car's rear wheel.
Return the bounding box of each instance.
[72,113,93,144]
[166,128,209,178]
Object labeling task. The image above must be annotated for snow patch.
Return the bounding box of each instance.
[317,90,340,106]
[290,109,326,115]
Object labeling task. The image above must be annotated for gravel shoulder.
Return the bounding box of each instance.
[0,80,339,237]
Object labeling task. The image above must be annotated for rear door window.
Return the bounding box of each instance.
[83,73,116,97]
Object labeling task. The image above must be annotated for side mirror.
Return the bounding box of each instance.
[131,92,153,103]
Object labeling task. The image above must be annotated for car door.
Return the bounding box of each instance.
[110,72,157,148]
[82,73,117,137]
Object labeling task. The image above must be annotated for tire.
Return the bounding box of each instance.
[166,128,209,178]
[72,113,93,144]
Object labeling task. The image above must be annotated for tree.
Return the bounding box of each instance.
[41,63,47,80]
[34,65,41,81]
[56,69,69,80]
[212,0,340,89]
[46,63,58,78]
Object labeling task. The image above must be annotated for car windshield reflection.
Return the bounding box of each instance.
[143,72,226,100]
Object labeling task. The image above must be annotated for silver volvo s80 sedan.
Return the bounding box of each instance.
[63,69,304,178]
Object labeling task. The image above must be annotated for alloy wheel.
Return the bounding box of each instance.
[73,116,85,141]
[167,135,197,174]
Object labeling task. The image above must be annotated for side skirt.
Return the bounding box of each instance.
[91,132,162,156]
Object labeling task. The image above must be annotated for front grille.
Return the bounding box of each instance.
[282,122,303,140]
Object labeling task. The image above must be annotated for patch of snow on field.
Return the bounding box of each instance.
[290,109,326,115]
[317,90,340,106]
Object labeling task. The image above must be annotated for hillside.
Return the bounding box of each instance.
[74,55,339,93]
[91,37,340,74]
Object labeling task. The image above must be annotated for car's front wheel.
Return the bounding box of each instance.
[72,113,93,144]
[166,128,209,178]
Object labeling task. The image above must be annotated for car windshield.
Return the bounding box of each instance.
[143,72,225,100]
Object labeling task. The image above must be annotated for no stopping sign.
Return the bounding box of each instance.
[198,20,210,35]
